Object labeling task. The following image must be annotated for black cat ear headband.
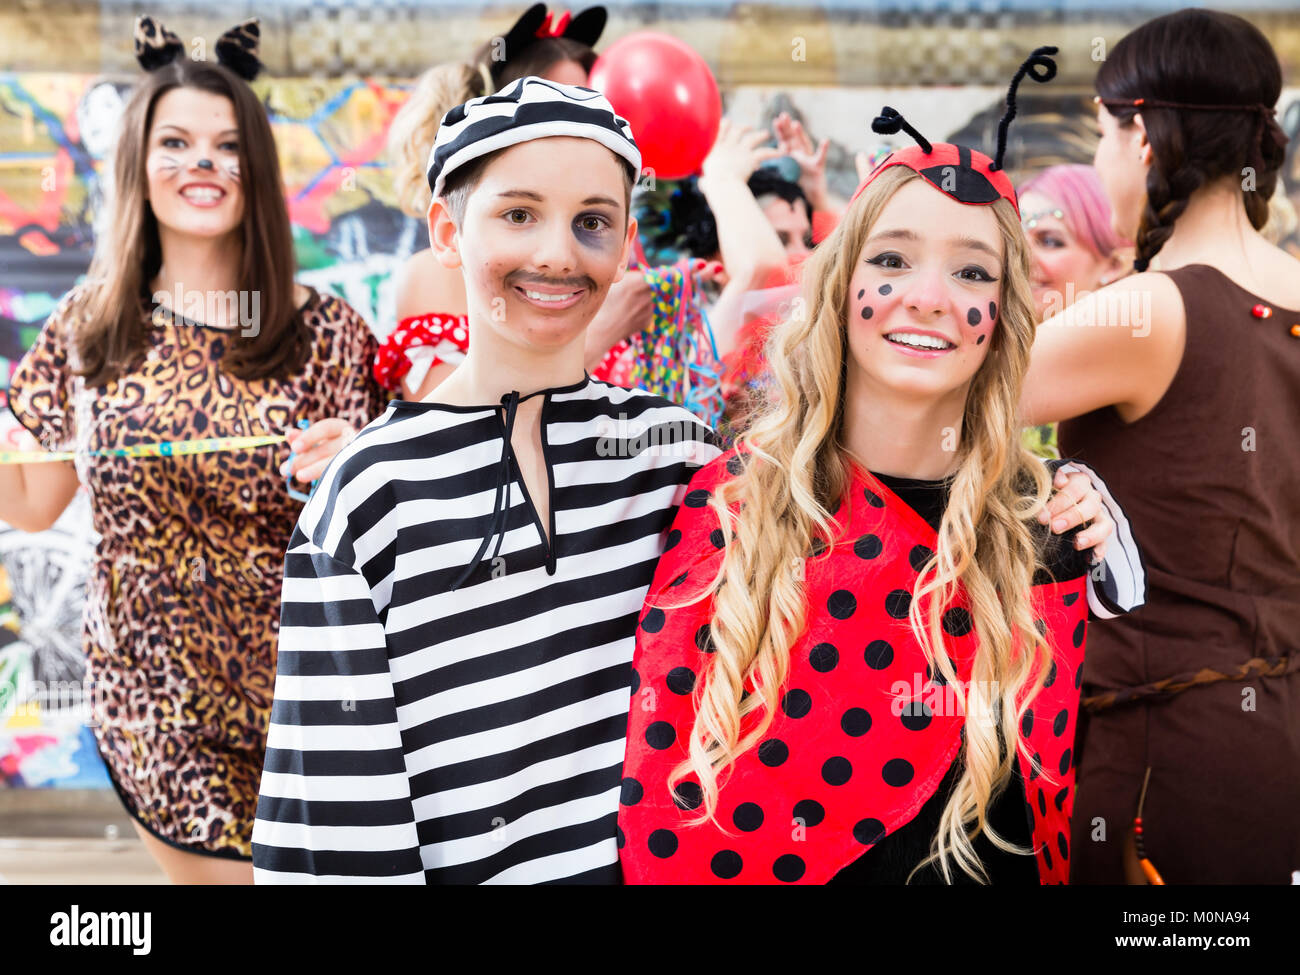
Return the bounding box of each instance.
[133,15,263,81]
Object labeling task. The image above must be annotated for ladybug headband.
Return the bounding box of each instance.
[850,46,1060,219]
[488,4,607,83]
[133,15,263,82]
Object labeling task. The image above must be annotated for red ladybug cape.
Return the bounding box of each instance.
[619,452,1089,884]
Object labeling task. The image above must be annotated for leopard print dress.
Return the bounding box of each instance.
[7,284,388,859]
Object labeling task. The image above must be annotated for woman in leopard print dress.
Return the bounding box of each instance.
[1,20,388,882]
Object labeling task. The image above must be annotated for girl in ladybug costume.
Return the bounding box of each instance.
[618,48,1143,885]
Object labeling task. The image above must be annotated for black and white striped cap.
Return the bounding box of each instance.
[426,75,641,201]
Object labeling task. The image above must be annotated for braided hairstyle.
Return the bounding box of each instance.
[1096,9,1287,272]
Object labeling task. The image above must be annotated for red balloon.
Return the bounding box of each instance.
[589,32,721,182]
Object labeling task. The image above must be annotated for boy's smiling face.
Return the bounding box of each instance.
[430,136,637,356]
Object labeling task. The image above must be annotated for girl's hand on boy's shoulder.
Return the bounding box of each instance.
[281,418,358,483]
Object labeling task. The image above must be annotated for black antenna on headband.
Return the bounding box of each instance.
[990,46,1059,172]
[871,106,933,154]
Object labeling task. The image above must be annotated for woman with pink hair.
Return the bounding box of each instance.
[1018,164,1132,324]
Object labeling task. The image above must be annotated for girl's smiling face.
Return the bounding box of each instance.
[145,86,244,241]
[845,178,1003,408]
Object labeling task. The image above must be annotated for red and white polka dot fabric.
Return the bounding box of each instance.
[372,312,470,392]
[619,451,1089,884]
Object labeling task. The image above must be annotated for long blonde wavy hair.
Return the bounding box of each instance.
[671,164,1059,884]
[388,36,598,217]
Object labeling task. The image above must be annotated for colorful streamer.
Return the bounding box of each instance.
[0,434,288,465]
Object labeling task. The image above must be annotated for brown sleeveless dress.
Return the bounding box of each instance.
[1058,263,1300,884]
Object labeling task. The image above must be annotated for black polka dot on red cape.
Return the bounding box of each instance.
[1022,708,1034,737]
[853,817,886,845]
[1054,786,1069,811]
[1076,665,1083,689]
[1030,752,1042,780]
[808,536,828,558]
[726,454,744,476]
[822,756,853,785]
[773,854,806,882]
[1057,831,1069,859]
[882,757,914,786]
[620,777,643,805]
[942,607,973,636]
[1063,591,1079,606]
[668,571,688,588]
[1044,659,1057,687]
[809,642,839,672]
[864,639,894,669]
[641,608,666,633]
[1042,844,1053,870]
[1073,620,1085,647]
[864,488,885,507]
[855,534,883,559]
[709,528,726,549]
[711,849,743,879]
[664,529,681,550]
[733,802,764,831]
[666,666,696,695]
[885,589,911,618]
[646,721,676,749]
[828,589,857,619]
[899,700,932,731]
[793,799,825,827]
[758,738,789,766]
[1059,748,1072,775]
[648,829,678,858]
[1053,708,1069,736]
[617,825,626,848]
[841,707,872,736]
[684,489,710,507]
[629,668,641,693]
[908,544,932,571]
[695,624,715,653]
[781,688,812,718]
[1037,788,1047,816]
[672,780,703,810]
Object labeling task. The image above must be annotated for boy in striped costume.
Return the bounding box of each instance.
[251,77,721,883]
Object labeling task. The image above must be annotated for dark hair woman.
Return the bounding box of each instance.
[1,18,388,883]
[1019,9,1300,883]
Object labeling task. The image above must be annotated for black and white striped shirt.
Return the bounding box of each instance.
[252,375,720,884]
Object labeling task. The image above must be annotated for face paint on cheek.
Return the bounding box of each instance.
[153,154,182,177]
[222,159,241,183]
[860,305,873,320]
[878,284,892,295]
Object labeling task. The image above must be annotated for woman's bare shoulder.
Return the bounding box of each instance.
[393,249,466,320]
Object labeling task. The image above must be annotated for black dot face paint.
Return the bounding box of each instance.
[857,288,865,299]
[966,307,982,327]
[989,300,997,320]
[197,158,214,170]
[878,284,892,295]
[976,334,986,345]
[860,306,873,320]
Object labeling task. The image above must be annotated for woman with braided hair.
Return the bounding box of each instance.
[1019,9,1300,883]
